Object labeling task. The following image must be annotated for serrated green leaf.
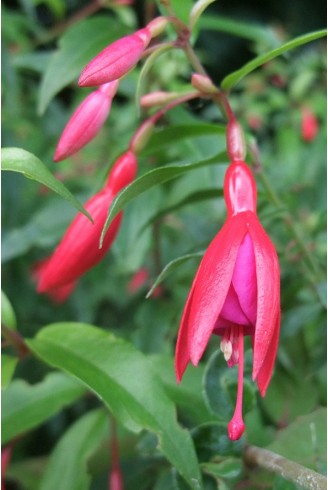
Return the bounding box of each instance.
[27,323,202,488]
[100,151,227,246]
[1,355,18,390]
[1,148,92,221]
[192,422,243,461]
[1,290,17,330]
[146,252,203,298]
[2,372,86,444]
[221,29,327,90]
[38,17,129,114]
[40,409,109,490]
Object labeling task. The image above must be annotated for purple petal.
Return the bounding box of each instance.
[232,232,257,325]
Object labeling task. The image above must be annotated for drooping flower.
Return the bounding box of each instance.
[37,151,137,294]
[54,81,119,162]
[301,107,319,142]
[175,160,280,440]
[78,28,152,87]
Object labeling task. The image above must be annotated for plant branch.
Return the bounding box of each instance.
[2,324,30,359]
[244,445,327,490]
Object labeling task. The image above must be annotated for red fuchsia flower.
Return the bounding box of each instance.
[78,28,152,87]
[109,418,123,490]
[54,81,119,162]
[301,107,319,142]
[175,160,280,441]
[37,151,137,294]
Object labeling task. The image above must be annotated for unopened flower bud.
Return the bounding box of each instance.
[129,119,154,154]
[191,73,217,94]
[54,81,119,162]
[105,151,138,194]
[146,16,169,38]
[301,107,319,142]
[226,119,246,161]
[140,91,179,108]
[79,28,151,87]
[37,153,137,293]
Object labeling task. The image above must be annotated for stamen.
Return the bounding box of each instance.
[220,339,232,361]
[227,327,245,440]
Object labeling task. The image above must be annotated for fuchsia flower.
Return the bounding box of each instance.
[54,81,119,162]
[175,160,280,440]
[78,28,152,87]
[301,107,319,142]
[37,151,137,294]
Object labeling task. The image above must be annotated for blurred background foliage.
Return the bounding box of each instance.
[1,0,326,489]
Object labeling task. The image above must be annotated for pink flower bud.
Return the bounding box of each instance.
[129,119,154,154]
[301,107,319,142]
[105,151,138,194]
[54,81,119,162]
[191,73,217,94]
[140,91,180,108]
[146,16,169,38]
[78,28,151,87]
[226,119,246,161]
[37,153,137,293]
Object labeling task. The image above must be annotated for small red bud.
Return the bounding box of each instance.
[301,107,319,142]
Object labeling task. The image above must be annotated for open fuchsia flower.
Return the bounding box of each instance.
[37,151,137,294]
[54,81,119,162]
[175,159,280,441]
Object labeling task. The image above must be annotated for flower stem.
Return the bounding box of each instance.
[244,445,327,490]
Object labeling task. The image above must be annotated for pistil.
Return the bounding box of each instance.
[227,326,245,440]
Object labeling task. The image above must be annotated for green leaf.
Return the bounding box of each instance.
[27,323,202,488]
[1,355,18,390]
[1,148,92,221]
[1,290,17,330]
[38,17,129,114]
[40,409,109,490]
[2,372,86,444]
[198,15,280,47]
[267,408,327,473]
[150,354,216,425]
[189,0,217,31]
[192,422,243,461]
[221,29,327,90]
[100,151,227,246]
[143,124,226,155]
[201,458,243,481]
[141,188,223,237]
[146,252,203,298]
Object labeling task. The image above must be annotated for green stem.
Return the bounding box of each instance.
[2,324,30,359]
[244,445,327,490]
